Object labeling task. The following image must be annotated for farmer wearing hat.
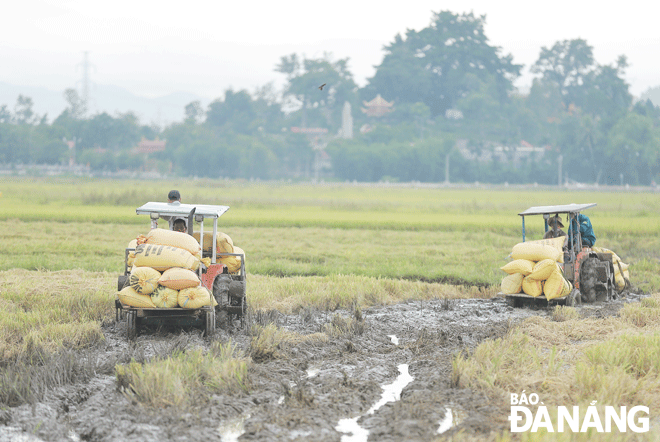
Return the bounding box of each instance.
[544,215,567,240]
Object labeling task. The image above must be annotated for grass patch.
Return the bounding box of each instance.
[0,269,114,361]
[0,220,143,272]
[247,274,494,314]
[115,341,250,408]
[0,348,115,406]
[323,312,365,338]
[551,305,580,322]
[248,323,327,362]
[452,293,660,440]
[0,221,517,286]
[2,178,660,235]
[1,178,659,292]
[619,300,660,328]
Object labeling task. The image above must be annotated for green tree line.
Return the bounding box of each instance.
[1,10,659,185]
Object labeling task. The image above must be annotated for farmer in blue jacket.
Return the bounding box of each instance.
[569,213,596,249]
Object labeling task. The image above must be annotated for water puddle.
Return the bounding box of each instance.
[366,364,413,414]
[387,335,399,345]
[336,363,413,442]
[217,413,250,442]
[437,407,465,434]
[336,417,369,442]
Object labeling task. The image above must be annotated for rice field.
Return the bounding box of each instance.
[0,177,658,327]
[1,177,658,287]
[452,294,660,441]
[1,177,660,439]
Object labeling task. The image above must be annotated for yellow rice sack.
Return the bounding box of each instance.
[519,237,565,263]
[178,286,216,309]
[615,272,625,291]
[133,244,199,271]
[150,286,179,308]
[118,286,156,308]
[614,262,630,290]
[522,275,544,297]
[613,262,629,275]
[159,268,200,290]
[501,273,524,295]
[511,242,561,263]
[528,236,565,250]
[614,268,630,291]
[219,246,245,274]
[500,259,534,276]
[544,270,573,300]
[145,228,201,256]
[529,259,560,281]
[592,247,621,264]
[129,266,161,295]
[126,239,137,267]
[192,231,234,254]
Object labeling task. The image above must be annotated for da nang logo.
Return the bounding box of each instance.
[509,391,649,433]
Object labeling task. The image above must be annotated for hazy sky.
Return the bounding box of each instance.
[1,0,658,100]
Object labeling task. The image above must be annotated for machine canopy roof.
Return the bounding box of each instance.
[136,202,230,219]
[518,203,596,217]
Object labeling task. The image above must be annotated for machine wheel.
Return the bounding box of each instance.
[126,310,138,340]
[204,308,216,337]
[228,280,246,299]
[229,277,247,321]
[566,288,581,307]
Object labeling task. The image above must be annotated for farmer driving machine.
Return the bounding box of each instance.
[116,202,246,339]
[502,203,628,308]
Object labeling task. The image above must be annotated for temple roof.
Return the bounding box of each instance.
[361,94,394,117]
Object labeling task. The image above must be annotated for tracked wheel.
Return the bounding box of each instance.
[126,310,138,340]
[204,308,216,337]
[115,299,124,322]
[213,274,232,310]
[213,274,232,326]
[229,279,247,321]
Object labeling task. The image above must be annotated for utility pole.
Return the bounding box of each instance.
[557,154,563,187]
[81,51,90,114]
[76,51,91,116]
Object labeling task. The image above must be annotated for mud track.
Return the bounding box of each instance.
[0,296,634,442]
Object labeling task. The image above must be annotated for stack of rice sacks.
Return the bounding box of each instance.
[117,228,215,309]
[192,231,246,274]
[500,236,572,300]
[592,246,630,291]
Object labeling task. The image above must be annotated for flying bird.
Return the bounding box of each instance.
[318,83,326,91]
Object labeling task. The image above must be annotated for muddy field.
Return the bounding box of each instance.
[0,295,635,442]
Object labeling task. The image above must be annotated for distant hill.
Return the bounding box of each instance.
[0,81,210,127]
[639,86,660,107]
